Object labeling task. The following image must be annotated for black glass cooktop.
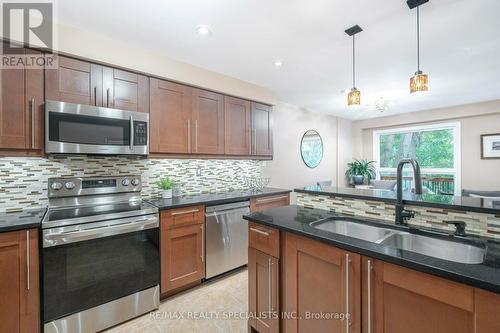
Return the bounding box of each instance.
[44,201,157,223]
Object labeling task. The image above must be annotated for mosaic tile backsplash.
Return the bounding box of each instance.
[297,193,500,240]
[0,156,262,212]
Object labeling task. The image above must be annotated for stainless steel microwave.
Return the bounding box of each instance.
[45,100,149,155]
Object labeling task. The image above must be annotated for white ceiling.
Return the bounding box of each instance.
[58,0,500,120]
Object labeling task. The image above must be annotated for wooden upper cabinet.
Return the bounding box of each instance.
[191,89,224,154]
[102,67,149,112]
[251,102,273,156]
[0,45,43,152]
[362,257,474,333]
[45,55,102,106]
[283,232,361,333]
[150,78,192,154]
[224,96,251,155]
[0,229,40,333]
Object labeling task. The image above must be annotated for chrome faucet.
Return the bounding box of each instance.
[395,158,423,225]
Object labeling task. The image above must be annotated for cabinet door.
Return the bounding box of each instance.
[0,229,39,333]
[160,210,204,295]
[45,55,102,106]
[248,247,279,333]
[102,67,149,112]
[25,49,44,150]
[283,232,361,333]
[475,288,500,333]
[251,102,273,156]
[363,257,474,333]
[191,89,224,154]
[224,96,251,155]
[0,44,28,149]
[150,78,192,154]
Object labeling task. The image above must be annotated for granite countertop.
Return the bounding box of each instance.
[147,187,291,210]
[244,204,500,294]
[295,186,500,215]
[0,208,47,233]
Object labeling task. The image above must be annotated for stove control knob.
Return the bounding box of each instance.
[65,182,76,190]
[51,182,63,191]
[122,178,130,186]
[131,178,140,186]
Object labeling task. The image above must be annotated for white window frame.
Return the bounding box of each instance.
[373,122,461,195]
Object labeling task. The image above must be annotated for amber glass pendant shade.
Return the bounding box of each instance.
[410,71,428,94]
[347,88,361,106]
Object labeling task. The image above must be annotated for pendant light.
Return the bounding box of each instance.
[345,25,363,106]
[408,0,429,94]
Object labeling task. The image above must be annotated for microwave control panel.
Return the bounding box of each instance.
[134,121,148,146]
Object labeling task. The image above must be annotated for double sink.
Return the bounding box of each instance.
[311,217,486,264]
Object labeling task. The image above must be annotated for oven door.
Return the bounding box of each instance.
[42,214,159,323]
[45,100,149,155]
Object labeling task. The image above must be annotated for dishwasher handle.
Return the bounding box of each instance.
[205,207,250,218]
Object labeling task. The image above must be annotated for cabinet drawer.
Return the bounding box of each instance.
[248,222,280,258]
[250,194,289,213]
[160,205,204,229]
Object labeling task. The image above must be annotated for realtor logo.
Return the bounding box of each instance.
[1,1,57,68]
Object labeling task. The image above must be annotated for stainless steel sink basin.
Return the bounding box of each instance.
[310,218,486,264]
[311,218,396,243]
[380,232,485,264]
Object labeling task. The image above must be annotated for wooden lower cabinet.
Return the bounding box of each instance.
[362,257,475,333]
[248,247,279,333]
[0,229,39,333]
[283,232,361,333]
[160,206,205,297]
[250,194,290,213]
[475,288,500,333]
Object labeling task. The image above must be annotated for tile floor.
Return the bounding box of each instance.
[105,268,248,333]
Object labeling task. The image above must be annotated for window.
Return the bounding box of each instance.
[373,122,461,195]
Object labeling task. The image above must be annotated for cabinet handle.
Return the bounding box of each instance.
[255,196,288,204]
[94,87,97,106]
[345,253,351,332]
[201,224,204,262]
[26,230,30,290]
[195,120,199,153]
[367,260,372,333]
[268,258,272,314]
[106,88,110,108]
[30,98,35,148]
[171,208,199,216]
[187,120,191,153]
[253,128,257,155]
[129,115,134,150]
[249,227,269,236]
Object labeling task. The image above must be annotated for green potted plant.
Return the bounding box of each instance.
[157,177,175,199]
[345,159,376,185]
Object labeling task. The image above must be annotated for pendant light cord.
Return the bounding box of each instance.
[352,34,356,88]
[417,6,420,72]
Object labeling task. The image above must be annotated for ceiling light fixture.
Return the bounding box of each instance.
[408,0,429,94]
[195,25,212,36]
[273,60,284,68]
[345,25,363,107]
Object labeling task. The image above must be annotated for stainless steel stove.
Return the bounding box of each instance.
[42,175,160,333]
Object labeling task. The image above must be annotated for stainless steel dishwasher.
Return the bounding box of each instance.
[205,201,250,279]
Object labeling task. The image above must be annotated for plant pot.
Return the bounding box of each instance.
[352,175,365,185]
[161,189,173,199]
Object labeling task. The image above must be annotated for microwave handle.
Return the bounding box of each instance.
[129,115,134,150]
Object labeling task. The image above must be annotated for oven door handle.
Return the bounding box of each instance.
[43,215,159,247]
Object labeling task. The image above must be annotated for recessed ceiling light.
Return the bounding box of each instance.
[195,25,212,36]
[273,60,284,67]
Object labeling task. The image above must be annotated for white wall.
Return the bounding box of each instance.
[351,100,500,191]
[262,103,352,202]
